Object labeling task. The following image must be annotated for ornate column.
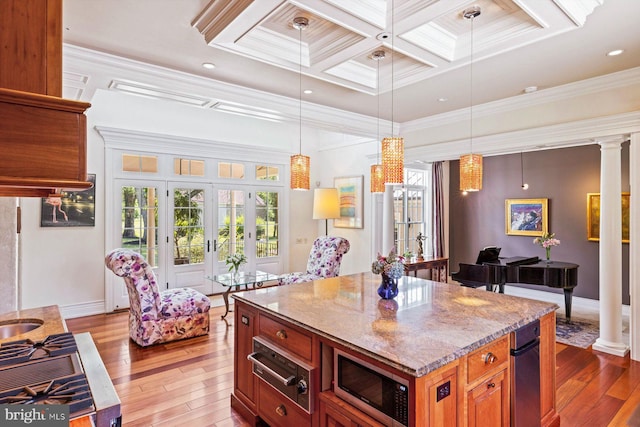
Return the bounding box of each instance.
[630,132,640,361]
[592,139,629,356]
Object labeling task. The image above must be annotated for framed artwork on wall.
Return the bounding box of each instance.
[505,198,548,236]
[586,192,630,243]
[334,175,363,229]
[40,174,96,227]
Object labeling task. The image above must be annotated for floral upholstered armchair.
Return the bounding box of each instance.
[105,248,211,347]
[278,236,350,286]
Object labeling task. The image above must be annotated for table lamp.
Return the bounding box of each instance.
[313,188,340,235]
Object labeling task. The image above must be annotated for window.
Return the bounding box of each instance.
[256,190,279,257]
[393,168,429,257]
[122,154,158,173]
[173,188,205,265]
[256,165,280,181]
[121,186,159,266]
[219,162,245,179]
[174,158,205,176]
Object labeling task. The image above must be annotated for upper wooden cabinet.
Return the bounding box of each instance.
[0,0,91,197]
[0,0,62,96]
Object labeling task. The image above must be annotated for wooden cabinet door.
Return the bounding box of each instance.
[467,369,509,427]
[318,392,385,427]
[0,0,62,96]
[234,302,258,407]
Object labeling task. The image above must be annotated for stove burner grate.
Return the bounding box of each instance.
[0,373,94,414]
[0,332,77,366]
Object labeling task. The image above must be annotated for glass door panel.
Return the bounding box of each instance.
[255,190,279,258]
[168,183,213,294]
[217,189,246,263]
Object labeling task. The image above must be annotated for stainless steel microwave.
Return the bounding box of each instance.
[333,348,409,426]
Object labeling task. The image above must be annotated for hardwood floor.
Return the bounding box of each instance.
[66,305,640,427]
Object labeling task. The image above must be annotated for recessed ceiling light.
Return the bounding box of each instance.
[523,86,538,93]
[303,89,313,94]
[438,97,448,102]
[202,62,216,69]
[607,49,624,56]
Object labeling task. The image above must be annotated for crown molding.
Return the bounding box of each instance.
[96,126,289,162]
[402,66,640,133]
[406,110,640,162]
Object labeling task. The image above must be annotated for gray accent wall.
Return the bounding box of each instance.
[449,142,630,304]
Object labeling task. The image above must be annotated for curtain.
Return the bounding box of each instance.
[431,161,445,258]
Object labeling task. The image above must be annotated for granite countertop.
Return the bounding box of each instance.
[0,305,67,344]
[232,273,558,377]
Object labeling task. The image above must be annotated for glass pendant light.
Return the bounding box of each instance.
[370,50,385,193]
[290,17,310,190]
[459,6,483,193]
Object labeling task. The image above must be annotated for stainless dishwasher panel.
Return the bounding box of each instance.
[510,319,541,427]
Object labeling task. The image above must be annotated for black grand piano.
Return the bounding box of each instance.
[451,247,578,320]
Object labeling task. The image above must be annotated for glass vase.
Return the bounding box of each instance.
[545,247,551,263]
[377,273,399,300]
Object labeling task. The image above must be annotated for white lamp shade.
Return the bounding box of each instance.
[313,188,340,219]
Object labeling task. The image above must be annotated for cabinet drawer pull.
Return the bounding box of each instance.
[275,404,287,417]
[487,382,496,388]
[276,329,287,340]
[483,352,497,364]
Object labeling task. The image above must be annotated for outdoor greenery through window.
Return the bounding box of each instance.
[217,190,245,262]
[256,165,279,181]
[121,186,159,266]
[394,168,428,256]
[173,188,205,265]
[256,191,279,257]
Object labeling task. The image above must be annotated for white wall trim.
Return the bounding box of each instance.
[406,110,640,162]
[402,66,640,133]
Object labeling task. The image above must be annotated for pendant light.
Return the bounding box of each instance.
[459,6,483,193]
[382,0,404,185]
[370,50,385,193]
[290,17,310,190]
[520,151,529,190]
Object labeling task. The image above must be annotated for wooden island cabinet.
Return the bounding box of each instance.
[231,273,559,427]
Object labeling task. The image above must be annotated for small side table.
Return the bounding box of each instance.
[207,271,279,319]
[404,257,449,283]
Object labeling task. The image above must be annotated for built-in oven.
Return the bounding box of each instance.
[247,335,315,413]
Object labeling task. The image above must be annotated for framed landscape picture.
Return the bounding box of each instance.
[334,175,363,229]
[505,198,548,236]
[587,192,630,243]
[40,174,96,227]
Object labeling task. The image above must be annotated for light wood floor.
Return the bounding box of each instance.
[66,305,640,427]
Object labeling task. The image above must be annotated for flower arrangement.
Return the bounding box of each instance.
[372,248,405,279]
[533,232,560,261]
[225,252,247,274]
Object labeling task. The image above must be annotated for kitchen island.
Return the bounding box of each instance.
[231,273,559,427]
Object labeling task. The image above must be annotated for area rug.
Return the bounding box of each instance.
[555,317,599,348]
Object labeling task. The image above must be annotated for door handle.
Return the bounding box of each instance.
[207,240,211,252]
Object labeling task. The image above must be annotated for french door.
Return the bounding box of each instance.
[167,182,216,295]
[108,180,282,311]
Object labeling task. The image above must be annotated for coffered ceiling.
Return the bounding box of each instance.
[63,0,640,123]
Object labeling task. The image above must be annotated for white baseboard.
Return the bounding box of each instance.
[503,286,630,317]
[60,294,228,319]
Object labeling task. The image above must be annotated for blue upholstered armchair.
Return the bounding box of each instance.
[278,236,350,286]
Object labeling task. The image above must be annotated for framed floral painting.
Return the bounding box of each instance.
[334,175,363,229]
[505,198,548,236]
